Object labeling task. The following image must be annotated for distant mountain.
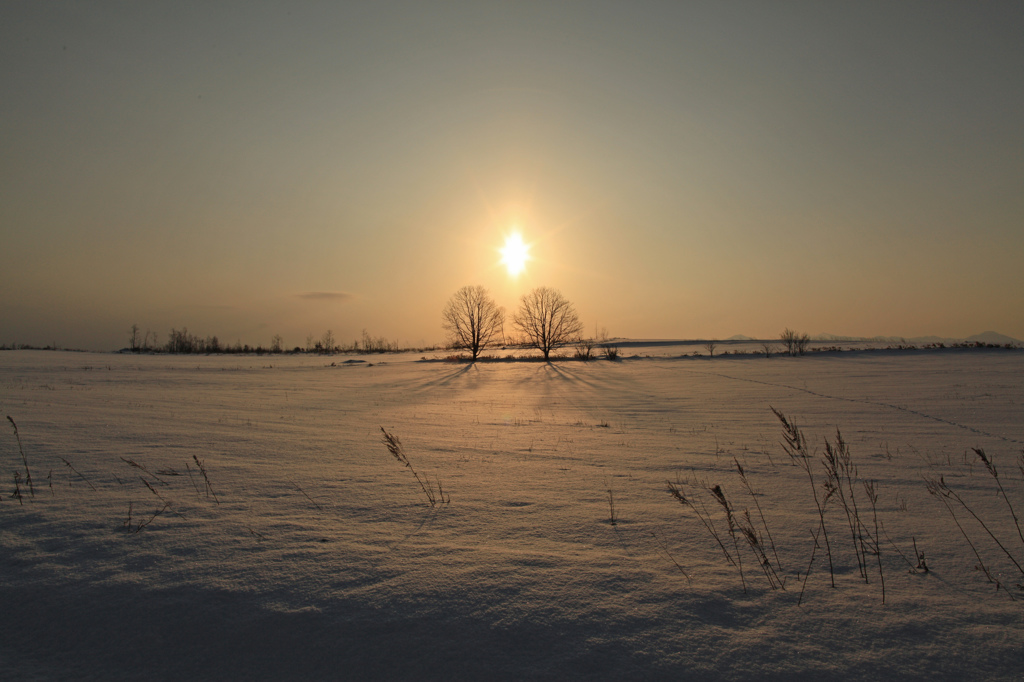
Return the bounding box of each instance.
[964,331,1021,345]
[813,333,864,342]
[726,334,754,341]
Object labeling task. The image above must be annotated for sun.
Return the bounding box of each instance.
[500,232,530,276]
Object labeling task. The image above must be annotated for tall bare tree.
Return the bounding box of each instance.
[513,287,583,360]
[442,285,505,360]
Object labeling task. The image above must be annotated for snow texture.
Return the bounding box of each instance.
[2,348,1023,680]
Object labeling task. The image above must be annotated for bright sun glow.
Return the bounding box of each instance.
[500,232,530,276]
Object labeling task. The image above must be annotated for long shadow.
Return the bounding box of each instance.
[393,362,478,395]
[544,361,589,383]
[385,506,443,550]
[534,360,616,394]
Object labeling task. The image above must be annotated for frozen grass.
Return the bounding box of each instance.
[1,349,1023,680]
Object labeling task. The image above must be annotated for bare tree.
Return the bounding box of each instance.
[361,329,397,353]
[597,327,620,360]
[129,324,140,352]
[574,337,595,360]
[780,328,810,356]
[780,329,796,355]
[512,287,584,360]
[321,329,335,354]
[795,333,810,355]
[442,285,505,360]
[704,340,718,357]
[166,327,197,353]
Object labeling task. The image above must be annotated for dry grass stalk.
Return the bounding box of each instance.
[11,471,24,505]
[880,524,928,575]
[926,475,1024,579]
[246,526,267,540]
[60,457,97,491]
[140,476,163,500]
[120,457,168,485]
[822,430,870,583]
[974,448,1024,549]
[192,455,220,504]
[667,479,736,569]
[863,479,886,603]
[798,527,822,606]
[925,476,1002,588]
[134,503,168,533]
[651,531,691,584]
[667,478,757,591]
[772,407,836,588]
[292,481,324,511]
[7,416,34,498]
[708,484,748,593]
[380,427,449,507]
[605,478,617,526]
[711,482,785,591]
[734,457,784,577]
[184,461,202,498]
[139,476,184,517]
[913,537,929,573]
[739,509,784,590]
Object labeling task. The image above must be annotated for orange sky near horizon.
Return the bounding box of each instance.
[2,2,1022,350]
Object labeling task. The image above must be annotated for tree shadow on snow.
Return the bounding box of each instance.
[394,362,479,395]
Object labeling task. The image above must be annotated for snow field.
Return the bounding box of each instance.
[1,349,1023,680]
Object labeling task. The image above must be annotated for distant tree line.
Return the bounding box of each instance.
[302,329,400,354]
[0,343,75,352]
[126,325,409,355]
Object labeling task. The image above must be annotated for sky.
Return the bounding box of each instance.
[2,1,1022,351]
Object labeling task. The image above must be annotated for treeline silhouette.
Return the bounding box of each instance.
[126,326,413,355]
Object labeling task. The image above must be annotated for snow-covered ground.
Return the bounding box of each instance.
[2,349,1022,680]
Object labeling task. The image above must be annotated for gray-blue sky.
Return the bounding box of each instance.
[2,1,1021,349]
